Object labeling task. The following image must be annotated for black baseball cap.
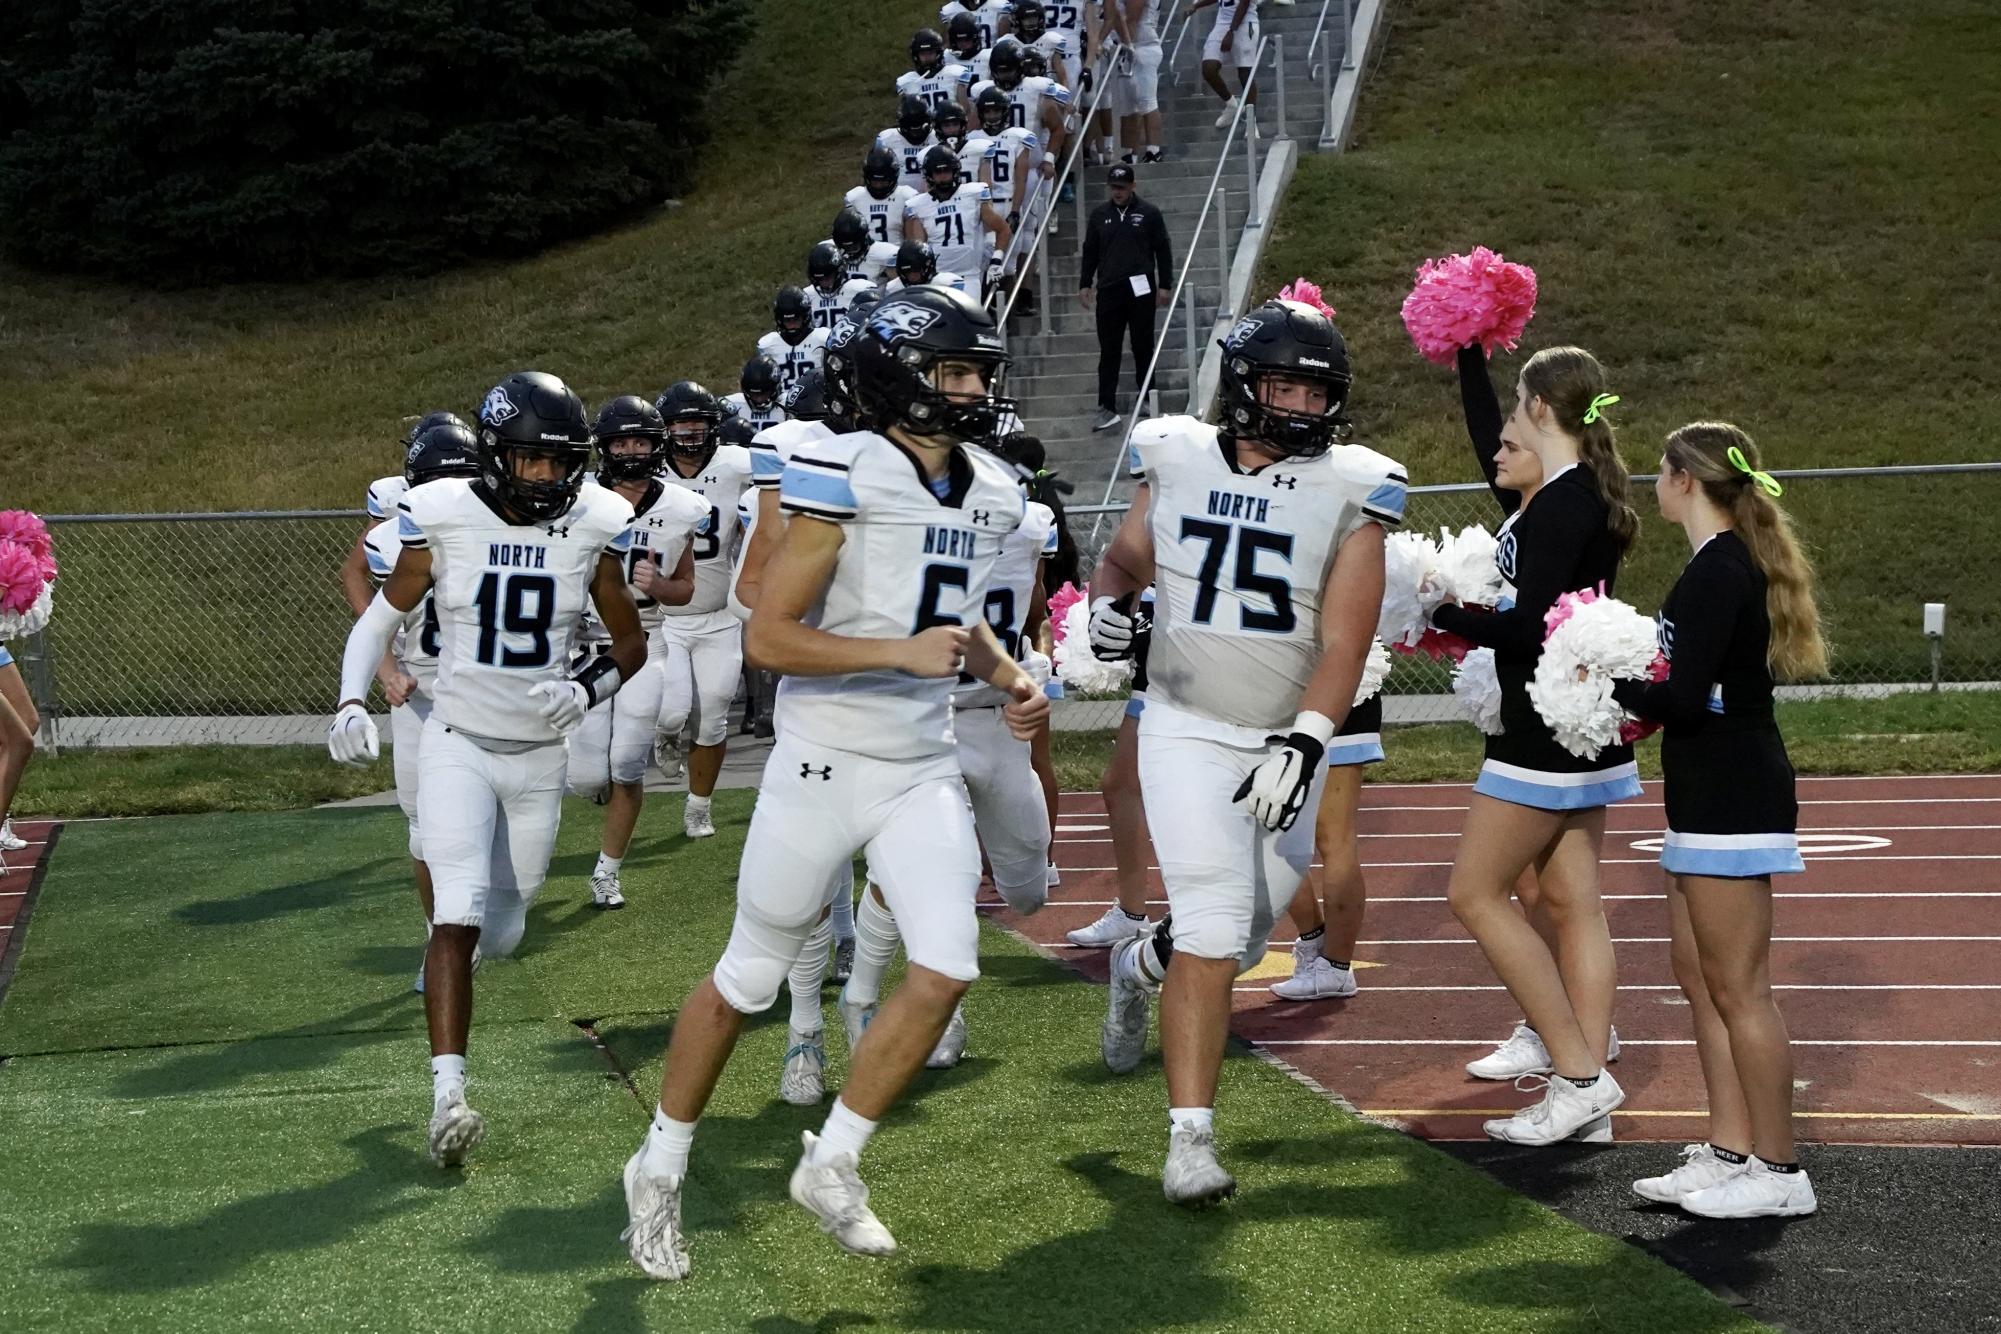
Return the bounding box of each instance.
[1108,164,1135,186]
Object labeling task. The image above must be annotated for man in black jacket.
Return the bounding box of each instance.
[1078,165,1173,433]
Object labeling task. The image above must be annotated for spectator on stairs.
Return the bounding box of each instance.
[1078,163,1173,433]
[1184,0,1261,137]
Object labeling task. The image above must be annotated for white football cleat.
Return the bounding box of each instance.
[925,1005,968,1069]
[590,869,626,910]
[839,994,876,1054]
[1633,1143,1747,1205]
[1214,96,1238,128]
[427,1089,485,1167]
[0,818,26,851]
[621,1149,691,1280]
[789,1132,897,1256]
[683,803,715,840]
[1163,1123,1236,1206]
[1066,906,1150,949]
[779,1028,826,1106]
[1680,1157,1817,1218]
[1101,938,1153,1074]
[654,735,686,783]
[1483,1072,1626,1147]
[1268,951,1357,1002]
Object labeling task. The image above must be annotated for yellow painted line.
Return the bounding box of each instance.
[1238,954,1384,981]
[1361,1108,2001,1122]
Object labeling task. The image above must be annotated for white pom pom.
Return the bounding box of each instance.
[1377,530,1438,649]
[1529,593,1661,758]
[1452,647,1504,735]
[1054,595,1134,695]
[1432,524,1503,608]
[0,581,54,640]
[1353,637,1392,707]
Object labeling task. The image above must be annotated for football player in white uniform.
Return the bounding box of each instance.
[883,239,970,296]
[1185,0,1261,133]
[827,207,882,283]
[651,382,755,840]
[942,12,991,77]
[941,0,1011,47]
[904,146,1011,302]
[973,41,1072,166]
[897,27,975,116]
[966,87,1043,309]
[1087,297,1405,1204]
[1008,0,1081,88]
[875,97,939,195]
[340,410,466,616]
[360,419,482,991]
[846,151,918,248]
[329,371,649,1169]
[566,396,706,909]
[756,287,829,392]
[806,241,874,330]
[620,288,1048,1279]
[720,356,786,434]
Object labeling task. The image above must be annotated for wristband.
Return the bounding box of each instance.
[573,655,624,707]
[1288,710,1338,748]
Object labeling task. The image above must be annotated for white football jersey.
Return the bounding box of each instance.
[775,431,1028,760]
[809,277,875,330]
[883,271,970,295]
[896,64,974,115]
[956,499,1058,707]
[1026,30,1081,87]
[904,183,994,286]
[874,127,938,194]
[1034,0,1089,39]
[366,473,408,522]
[662,445,755,615]
[965,127,1039,211]
[1127,415,1407,737]
[597,480,709,636]
[844,183,918,247]
[755,329,829,391]
[941,0,1010,47]
[721,391,787,434]
[363,519,441,693]
[972,74,1070,132]
[945,47,993,83]
[397,479,635,745]
[735,417,839,609]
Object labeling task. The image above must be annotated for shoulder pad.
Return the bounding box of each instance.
[1331,444,1410,528]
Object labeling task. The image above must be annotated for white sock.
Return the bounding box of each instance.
[1147,144,1161,155]
[642,1105,696,1180]
[685,794,711,816]
[1169,1106,1215,1135]
[1116,934,1166,990]
[431,1053,465,1103]
[829,874,856,943]
[813,1097,878,1164]
[595,852,622,877]
[1293,928,1324,962]
[842,889,900,1008]
[788,917,833,1035]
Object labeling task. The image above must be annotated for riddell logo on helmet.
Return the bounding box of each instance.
[482,387,519,424]
[1298,357,1330,369]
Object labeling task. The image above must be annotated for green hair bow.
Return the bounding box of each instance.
[1581,392,1620,426]
[1727,445,1784,497]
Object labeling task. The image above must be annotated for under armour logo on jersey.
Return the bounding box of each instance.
[544,522,572,538]
[1271,475,1297,490]
[869,303,942,341]
[702,475,719,485]
[481,386,519,425]
[972,509,991,525]
[800,763,833,781]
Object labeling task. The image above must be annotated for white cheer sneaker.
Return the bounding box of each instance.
[1269,951,1357,1002]
[1163,1123,1236,1206]
[1483,1072,1625,1146]
[779,1028,826,1106]
[0,817,26,850]
[1067,905,1150,949]
[621,1149,692,1280]
[1633,1143,1748,1204]
[1466,1023,1621,1080]
[789,1132,897,1255]
[1680,1157,1817,1218]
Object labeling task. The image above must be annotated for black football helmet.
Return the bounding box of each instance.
[909,27,945,75]
[843,286,886,327]
[831,207,871,265]
[400,409,468,448]
[654,380,723,462]
[946,12,982,57]
[1012,0,1048,40]
[739,356,782,411]
[853,287,1013,444]
[772,286,814,344]
[592,394,669,482]
[1215,299,1356,458]
[922,145,961,199]
[807,240,844,294]
[974,85,1011,135]
[1020,47,1049,80]
[862,147,901,199]
[475,371,592,522]
[988,42,1023,90]
[717,414,756,450]
[894,239,939,286]
[823,322,863,427]
[896,94,932,142]
[779,368,831,423]
[933,101,968,150]
[402,420,480,488]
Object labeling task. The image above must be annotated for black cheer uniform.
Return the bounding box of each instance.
[1429,347,1642,810]
[1613,530,1803,877]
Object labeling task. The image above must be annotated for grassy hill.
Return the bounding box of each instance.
[0,0,939,516]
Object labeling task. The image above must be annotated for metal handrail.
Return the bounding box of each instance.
[1087,30,1274,540]
[1164,5,1203,81]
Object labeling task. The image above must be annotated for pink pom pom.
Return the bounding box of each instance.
[0,543,45,615]
[1542,585,1606,640]
[1618,716,1663,745]
[0,510,56,582]
[1276,278,1337,320]
[1046,581,1086,646]
[1400,246,1539,366]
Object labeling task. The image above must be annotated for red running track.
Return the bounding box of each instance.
[0,819,61,1001]
[991,774,2001,1146]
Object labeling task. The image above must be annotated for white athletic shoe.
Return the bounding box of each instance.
[0,818,26,851]
[1483,1072,1626,1147]
[427,1089,485,1167]
[1633,1144,1748,1204]
[789,1132,897,1256]
[1467,1023,1620,1079]
[621,1149,691,1280]
[1680,1157,1817,1219]
[1268,951,1357,1002]
[683,803,715,840]
[831,938,855,986]
[1046,863,1061,889]
[1101,938,1153,1074]
[1163,1123,1236,1206]
[925,1005,968,1069]
[1572,1114,1615,1144]
[780,1028,826,1106]
[654,735,686,783]
[839,994,876,1054]
[1608,1025,1622,1063]
[591,869,626,910]
[1066,906,1150,949]
[1214,96,1238,128]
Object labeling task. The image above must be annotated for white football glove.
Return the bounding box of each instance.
[1021,648,1053,689]
[327,703,380,768]
[528,679,591,733]
[1088,595,1137,659]
[1233,712,1336,833]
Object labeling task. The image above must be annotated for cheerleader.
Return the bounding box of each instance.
[1267,695,1384,1002]
[0,646,36,864]
[1620,424,1823,1218]
[1430,345,1640,1145]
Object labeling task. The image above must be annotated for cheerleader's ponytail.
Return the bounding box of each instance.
[1520,346,1639,552]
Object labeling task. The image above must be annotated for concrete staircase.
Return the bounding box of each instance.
[1003,5,1350,503]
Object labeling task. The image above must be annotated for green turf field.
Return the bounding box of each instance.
[0,797,1755,1331]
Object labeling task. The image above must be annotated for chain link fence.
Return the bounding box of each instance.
[9,463,1997,745]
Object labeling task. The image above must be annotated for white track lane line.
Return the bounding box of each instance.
[1256,1038,2001,1047]
[1235,982,2001,992]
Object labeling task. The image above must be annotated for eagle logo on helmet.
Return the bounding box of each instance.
[1226,317,1262,350]
[481,386,519,425]
[869,304,943,341]
[405,440,426,463]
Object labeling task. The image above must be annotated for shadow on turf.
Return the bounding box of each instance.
[106,996,412,1099]
[1444,1257,1752,1334]
[172,855,405,927]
